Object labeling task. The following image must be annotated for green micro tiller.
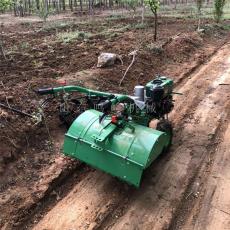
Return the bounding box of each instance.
[37,76,174,187]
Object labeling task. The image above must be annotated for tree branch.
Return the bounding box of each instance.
[119,50,137,87]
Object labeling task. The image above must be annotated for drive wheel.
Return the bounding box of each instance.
[156,120,173,153]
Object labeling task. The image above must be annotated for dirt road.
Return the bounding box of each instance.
[29,43,230,230]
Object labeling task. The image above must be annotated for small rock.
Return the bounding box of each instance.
[97,52,122,68]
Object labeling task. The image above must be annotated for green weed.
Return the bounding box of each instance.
[57,31,92,43]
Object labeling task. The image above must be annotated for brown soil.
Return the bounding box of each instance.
[0,14,230,230]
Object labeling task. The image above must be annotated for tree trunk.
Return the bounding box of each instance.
[69,0,73,11]
[141,0,145,24]
[13,0,17,16]
[154,11,157,41]
[109,0,113,8]
[28,0,31,15]
[36,0,40,10]
[80,0,83,14]
[18,1,24,17]
[174,0,177,9]
[24,0,27,15]
[99,0,102,11]
[62,0,65,10]
[89,0,94,15]
[59,0,62,11]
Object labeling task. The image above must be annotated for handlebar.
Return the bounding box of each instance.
[37,87,54,95]
[36,85,114,98]
[36,86,133,106]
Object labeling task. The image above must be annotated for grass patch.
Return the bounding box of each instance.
[7,42,31,54]
[221,24,230,30]
[20,42,30,50]
[20,21,33,27]
[93,24,131,39]
[106,14,127,20]
[133,23,149,29]
[41,21,75,32]
[146,43,164,54]
[57,31,92,43]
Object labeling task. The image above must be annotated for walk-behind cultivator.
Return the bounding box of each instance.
[37,76,174,187]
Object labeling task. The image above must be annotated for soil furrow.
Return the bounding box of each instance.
[94,43,228,229]
[173,41,230,88]
[14,163,91,229]
[168,105,230,230]
[171,112,230,230]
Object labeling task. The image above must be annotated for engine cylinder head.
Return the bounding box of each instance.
[134,85,144,101]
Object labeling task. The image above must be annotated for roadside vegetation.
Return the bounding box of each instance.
[0,0,229,22]
[0,0,229,47]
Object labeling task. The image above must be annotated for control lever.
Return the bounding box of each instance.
[98,100,112,124]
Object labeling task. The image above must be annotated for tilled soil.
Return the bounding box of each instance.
[0,15,230,230]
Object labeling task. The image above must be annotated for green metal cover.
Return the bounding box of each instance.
[63,110,169,187]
